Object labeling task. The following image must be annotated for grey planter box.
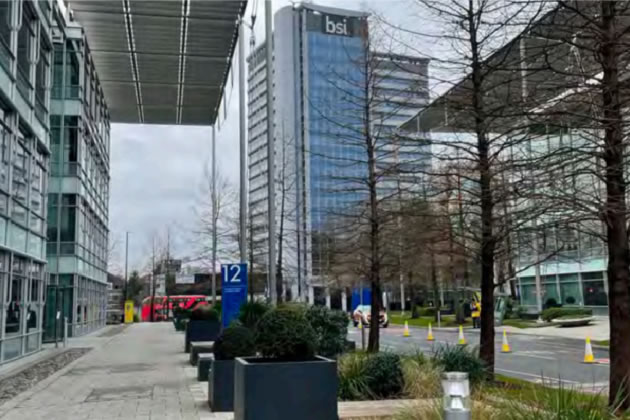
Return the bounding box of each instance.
[185,320,221,353]
[234,356,338,420]
[208,359,235,412]
[198,353,214,381]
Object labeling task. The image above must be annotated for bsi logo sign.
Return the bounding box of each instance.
[323,15,350,36]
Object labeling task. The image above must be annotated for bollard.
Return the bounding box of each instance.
[63,317,68,347]
[442,372,471,420]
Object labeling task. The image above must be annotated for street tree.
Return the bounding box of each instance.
[387,0,549,373]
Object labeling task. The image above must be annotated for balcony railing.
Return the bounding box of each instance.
[51,85,81,100]
[35,96,46,124]
[0,38,12,73]
[16,70,31,102]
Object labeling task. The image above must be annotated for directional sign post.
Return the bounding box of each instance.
[221,263,248,328]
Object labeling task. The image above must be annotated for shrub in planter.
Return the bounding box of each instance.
[208,324,256,412]
[185,306,221,353]
[541,307,592,323]
[191,305,220,321]
[433,345,487,387]
[238,301,271,330]
[305,305,348,358]
[234,308,338,420]
[255,308,317,360]
[363,353,404,399]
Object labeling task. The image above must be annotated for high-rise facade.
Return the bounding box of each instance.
[0,0,51,365]
[45,3,110,339]
[247,43,270,271]
[247,4,431,304]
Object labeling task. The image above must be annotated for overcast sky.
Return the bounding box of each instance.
[108,0,431,274]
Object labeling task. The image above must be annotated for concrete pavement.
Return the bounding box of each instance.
[503,316,609,341]
[0,323,219,420]
[349,324,610,392]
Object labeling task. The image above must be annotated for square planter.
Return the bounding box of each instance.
[208,359,235,412]
[185,320,221,353]
[234,356,338,420]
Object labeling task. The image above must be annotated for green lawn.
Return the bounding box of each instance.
[389,311,472,328]
[593,339,609,347]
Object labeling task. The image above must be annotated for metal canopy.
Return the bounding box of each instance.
[69,0,247,125]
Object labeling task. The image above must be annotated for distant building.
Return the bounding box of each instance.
[247,4,431,305]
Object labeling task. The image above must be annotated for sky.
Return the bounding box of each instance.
[107,0,431,274]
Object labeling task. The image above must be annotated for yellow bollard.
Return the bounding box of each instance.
[427,323,434,341]
[403,321,410,337]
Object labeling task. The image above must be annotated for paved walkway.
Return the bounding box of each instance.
[503,316,610,341]
[0,323,215,420]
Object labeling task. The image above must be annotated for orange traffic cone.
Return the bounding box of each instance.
[584,337,594,363]
[427,323,435,341]
[501,330,511,353]
[403,321,410,337]
[458,325,467,345]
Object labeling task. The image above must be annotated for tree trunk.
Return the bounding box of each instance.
[599,1,630,409]
[409,271,419,319]
[467,0,495,376]
[430,249,440,322]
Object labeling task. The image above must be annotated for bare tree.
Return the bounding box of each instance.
[385,0,550,373]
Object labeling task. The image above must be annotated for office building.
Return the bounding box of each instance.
[0,0,51,364]
[247,4,431,304]
[371,52,431,197]
[44,3,110,339]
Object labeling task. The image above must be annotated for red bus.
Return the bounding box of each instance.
[141,295,208,321]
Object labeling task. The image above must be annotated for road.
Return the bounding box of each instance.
[348,324,609,390]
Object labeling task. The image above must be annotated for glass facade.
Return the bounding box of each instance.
[45,9,109,340]
[0,0,51,365]
[307,30,366,233]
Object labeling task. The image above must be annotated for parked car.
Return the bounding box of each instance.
[352,304,388,327]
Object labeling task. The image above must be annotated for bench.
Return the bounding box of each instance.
[189,341,214,366]
[198,353,214,381]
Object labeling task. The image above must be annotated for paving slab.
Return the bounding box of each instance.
[0,323,221,420]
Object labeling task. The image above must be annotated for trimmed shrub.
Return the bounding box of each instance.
[363,353,404,399]
[433,345,487,386]
[238,301,271,330]
[190,305,220,321]
[337,352,371,401]
[541,307,592,323]
[213,324,256,360]
[255,307,317,360]
[418,307,437,317]
[213,301,222,316]
[305,305,349,358]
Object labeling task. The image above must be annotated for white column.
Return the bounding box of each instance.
[341,290,348,312]
[325,288,331,309]
[308,285,315,304]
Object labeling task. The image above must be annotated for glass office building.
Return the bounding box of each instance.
[0,0,51,365]
[272,4,370,302]
[44,3,109,339]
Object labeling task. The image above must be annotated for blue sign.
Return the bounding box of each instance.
[221,263,248,328]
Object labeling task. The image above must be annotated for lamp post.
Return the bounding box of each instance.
[441,372,471,420]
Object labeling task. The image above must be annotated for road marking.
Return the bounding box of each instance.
[510,352,556,360]
[495,368,580,384]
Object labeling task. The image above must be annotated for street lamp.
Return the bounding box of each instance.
[441,372,471,420]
